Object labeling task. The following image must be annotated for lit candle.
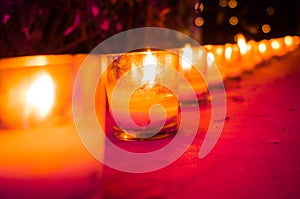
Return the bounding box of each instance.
[0,55,104,198]
[106,50,179,141]
[236,34,256,71]
[247,40,261,66]
[206,52,223,87]
[224,43,242,79]
[283,36,295,53]
[203,45,227,82]
[179,44,207,103]
[258,39,272,62]
[270,38,285,57]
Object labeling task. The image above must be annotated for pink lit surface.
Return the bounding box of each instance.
[102,49,300,198]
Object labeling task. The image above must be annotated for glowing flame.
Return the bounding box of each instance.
[207,52,215,68]
[258,43,267,53]
[225,46,233,60]
[271,40,280,50]
[142,50,157,86]
[181,44,193,72]
[237,34,247,55]
[284,36,293,46]
[216,47,223,55]
[26,73,55,119]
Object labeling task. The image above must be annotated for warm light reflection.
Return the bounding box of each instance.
[142,50,157,86]
[216,47,223,55]
[182,44,193,72]
[25,56,48,67]
[26,73,55,119]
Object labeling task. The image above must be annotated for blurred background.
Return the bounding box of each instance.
[0,0,299,58]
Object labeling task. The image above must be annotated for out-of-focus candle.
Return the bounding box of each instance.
[179,44,207,102]
[224,43,241,78]
[270,38,285,57]
[258,39,272,62]
[203,45,227,82]
[247,40,261,66]
[236,34,253,71]
[206,52,223,86]
[0,55,74,129]
[0,55,105,198]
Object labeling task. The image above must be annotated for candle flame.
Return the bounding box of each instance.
[207,52,215,68]
[26,73,55,119]
[142,50,157,87]
[237,34,247,55]
[181,43,193,72]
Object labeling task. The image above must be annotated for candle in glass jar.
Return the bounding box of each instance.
[270,38,285,57]
[179,44,207,103]
[106,50,179,141]
[258,39,272,61]
[0,55,105,198]
[236,34,256,71]
[203,44,227,82]
[224,43,242,78]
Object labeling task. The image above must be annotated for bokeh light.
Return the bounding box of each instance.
[229,16,239,26]
[262,24,271,33]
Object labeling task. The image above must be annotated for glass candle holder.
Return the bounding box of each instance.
[0,55,104,198]
[179,44,208,104]
[105,49,179,141]
[0,55,75,129]
[224,43,242,79]
[204,45,227,86]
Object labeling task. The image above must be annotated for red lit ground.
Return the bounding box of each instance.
[102,49,300,199]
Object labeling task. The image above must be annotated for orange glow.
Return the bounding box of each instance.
[284,36,293,46]
[271,40,280,50]
[194,2,204,12]
[258,43,267,53]
[262,24,271,33]
[216,47,223,55]
[181,44,193,72]
[25,56,48,66]
[229,16,238,26]
[225,46,233,60]
[228,0,237,8]
[194,17,204,27]
[219,0,227,7]
[142,50,157,86]
[25,73,55,119]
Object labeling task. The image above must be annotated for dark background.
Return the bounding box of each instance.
[0,0,299,57]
